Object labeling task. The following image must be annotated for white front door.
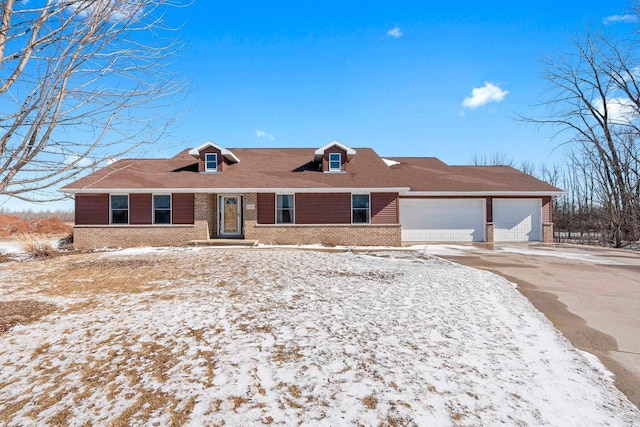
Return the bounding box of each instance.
[219,195,243,237]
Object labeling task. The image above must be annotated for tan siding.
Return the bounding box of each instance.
[542,196,552,223]
[322,146,347,172]
[295,193,351,224]
[371,193,398,224]
[130,194,152,225]
[257,193,275,224]
[75,194,109,225]
[172,193,194,224]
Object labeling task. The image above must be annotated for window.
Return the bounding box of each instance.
[328,152,341,171]
[276,194,294,224]
[352,194,370,223]
[153,194,171,224]
[111,195,129,224]
[205,153,218,172]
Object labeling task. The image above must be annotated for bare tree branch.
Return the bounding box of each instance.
[0,0,188,202]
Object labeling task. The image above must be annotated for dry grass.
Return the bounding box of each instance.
[0,299,57,334]
[15,233,55,258]
[362,394,378,410]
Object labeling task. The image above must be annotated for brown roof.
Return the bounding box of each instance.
[386,157,562,193]
[61,148,406,191]
[60,148,563,194]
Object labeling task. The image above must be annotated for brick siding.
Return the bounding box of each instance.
[543,223,554,243]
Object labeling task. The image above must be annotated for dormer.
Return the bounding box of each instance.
[188,141,240,173]
[313,140,356,173]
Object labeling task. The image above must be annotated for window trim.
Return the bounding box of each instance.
[204,152,218,172]
[153,194,172,225]
[351,193,370,224]
[328,152,341,172]
[275,193,295,224]
[110,194,129,225]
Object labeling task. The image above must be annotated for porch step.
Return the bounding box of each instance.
[186,239,259,247]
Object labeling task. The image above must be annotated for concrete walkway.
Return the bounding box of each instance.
[424,243,640,409]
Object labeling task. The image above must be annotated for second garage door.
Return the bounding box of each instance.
[400,198,486,242]
[493,198,542,241]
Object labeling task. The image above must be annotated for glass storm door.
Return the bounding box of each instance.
[220,196,242,236]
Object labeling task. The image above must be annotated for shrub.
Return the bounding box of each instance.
[16,233,55,258]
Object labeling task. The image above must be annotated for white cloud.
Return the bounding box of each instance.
[603,14,638,25]
[64,154,93,168]
[594,97,638,124]
[255,130,275,141]
[387,27,402,38]
[462,82,509,109]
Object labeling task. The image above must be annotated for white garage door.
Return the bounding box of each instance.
[400,199,485,242]
[493,198,542,242]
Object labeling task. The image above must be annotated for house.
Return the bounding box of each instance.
[60,140,563,249]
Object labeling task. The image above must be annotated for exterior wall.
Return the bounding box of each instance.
[130,193,152,224]
[542,196,552,223]
[295,193,351,224]
[543,223,554,243]
[246,224,402,246]
[207,194,218,238]
[486,223,494,243]
[322,146,347,172]
[542,197,554,243]
[172,193,195,224]
[198,146,229,172]
[371,193,398,224]
[485,197,493,222]
[75,194,109,225]
[73,193,207,249]
[74,225,207,250]
[257,193,275,224]
[244,192,400,246]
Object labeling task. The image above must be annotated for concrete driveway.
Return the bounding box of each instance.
[420,243,640,409]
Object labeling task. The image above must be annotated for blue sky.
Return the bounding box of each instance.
[2,0,637,211]
[162,0,634,162]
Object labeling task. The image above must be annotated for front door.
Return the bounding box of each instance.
[219,195,243,237]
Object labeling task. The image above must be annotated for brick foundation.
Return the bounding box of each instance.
[246,223,402,246]
[73,224,208,250]
[543,223,554,243]
[485,222,494,243]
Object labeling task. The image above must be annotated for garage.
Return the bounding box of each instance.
[400,198,485,242]
[493,198,542,242]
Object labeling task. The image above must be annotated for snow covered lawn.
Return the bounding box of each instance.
[0,248,637,425]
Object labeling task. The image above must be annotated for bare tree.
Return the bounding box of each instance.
[524,30,640,247]
[0,0,186,202]
[471,152,515,167]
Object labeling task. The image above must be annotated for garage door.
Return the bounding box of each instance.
[400,199,485,242]
[493,198,542,242]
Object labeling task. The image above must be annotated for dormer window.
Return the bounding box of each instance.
[189,141,239,173]
[205,153,218,172]
[329,153,341,172]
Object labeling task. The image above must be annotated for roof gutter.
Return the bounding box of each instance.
[60,187,413,194]
[400,191,565,197]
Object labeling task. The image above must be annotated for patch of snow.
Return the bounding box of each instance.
[0,240,23,254]
[494,245,625,264]
[411,244,477,257]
